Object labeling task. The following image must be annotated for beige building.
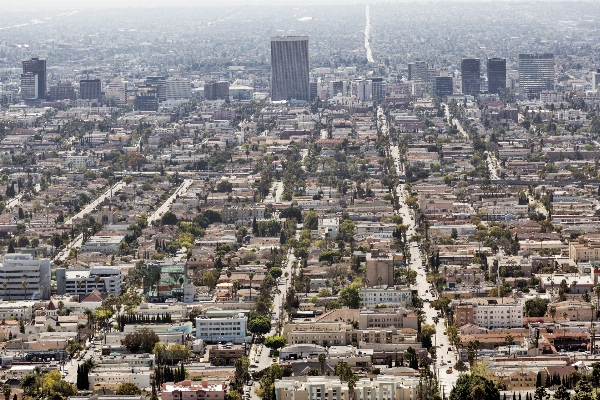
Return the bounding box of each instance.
[358,309,418,331]
[366,250,395,287]
[161,380,225,400]
[553,301,595,321]
[283,321,419,347]
[275,376,419,400]
[569,236,600,262]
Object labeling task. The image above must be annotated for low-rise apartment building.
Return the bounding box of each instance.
[454,299,523,329]
[55,267,122,296]
[195,313,249,343]
[359,287,412,307]
[161,380,226,400]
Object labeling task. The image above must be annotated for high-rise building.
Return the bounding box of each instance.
[105,79,127,103]
[80,79,102,100]
[47,83,76,101]
[592,69,600,91]
[270,36,310,102]
[487,58,506,94]
[434,76,453,97]
[21,57,46,100]
[166,78,191,100]
[204,81,229,101]
[0,254,51,300]
[461,58,480,96]
[518,53,555,96]
[309,82,318,101]
[370,77,386,101]
[134,86,159,111]
[145,76,167,102]
[408,61,429,83]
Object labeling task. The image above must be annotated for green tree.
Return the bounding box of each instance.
[337,220,356,243]
[553,384,571,400]
[533,386,549,400]
[525,297,548,317]
[161,211,178,225]
[121,328,159,353]
[248,315,271,336]
[304,210,319,230]
[264,335,287,350]
[115,383,142,395]
[338,285,361,308]
[449,373,500,400]
[216,180,233,193]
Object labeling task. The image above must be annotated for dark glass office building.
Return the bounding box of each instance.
[461,58,480,96]
[487,58,506,94]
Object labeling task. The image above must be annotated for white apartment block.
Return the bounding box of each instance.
[0,254,51,300]
[473,303,523,329]
[275,376,419,400]
[195,314,248,343]
[55,267,122,296]
[0,301,35,320]
[359,287,413,307]
[221,205,266,225]
[166,78,191,100]
[63,155,97,170]
[89,371,152,391]
[80,235,125,254]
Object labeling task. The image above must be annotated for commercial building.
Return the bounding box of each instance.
[79,79,102,100]
[358,309,418,330]
[80,235,125,254]
[518,53,555,96]
[104,79,127,103]
[145,76,167,102]
[204,81,230,101]
[0,254,51,300]
[166,78,191,100]
[487,58,506,94]
[592,69,600,91]
[408,61,429,83]
[134,86,159,112]
[434,76,453,97]
[229,85,254,101]
[461,58,480,96]
[195,313,249,343]
[47,83,76,101]
[55,267,122,296]
[21,57,47,101]
[270,36,310,102]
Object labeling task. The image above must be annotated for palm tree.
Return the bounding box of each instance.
[248,273,254,301]
[318,353,326,375]
[549,305,557,322]
[377,276,383,287]
[21,279,27,300]
[2,282,7,301]
[505,334,514,356]
[94,275,101,290]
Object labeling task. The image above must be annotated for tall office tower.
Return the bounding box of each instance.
[518,53,554,96]
[21,57,47,100]
[105,79,127,103]
[461,59,481,96]
[80,79,102,100]
[408,61,429,83]
[145,76,167,102]
[487,58,506,94]
[270,36,310,102]
[166,78,191,100]
[204,81,229,101]
[592,69,600,91]
[434,76,453,97]
[134,86,159,111]
[309,82,318,101]
[370,77,386,101]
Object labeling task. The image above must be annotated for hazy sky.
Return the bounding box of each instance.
[5,0,590,11]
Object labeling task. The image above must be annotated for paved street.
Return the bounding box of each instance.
[66,182,126,225]
[148,179,193,224]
